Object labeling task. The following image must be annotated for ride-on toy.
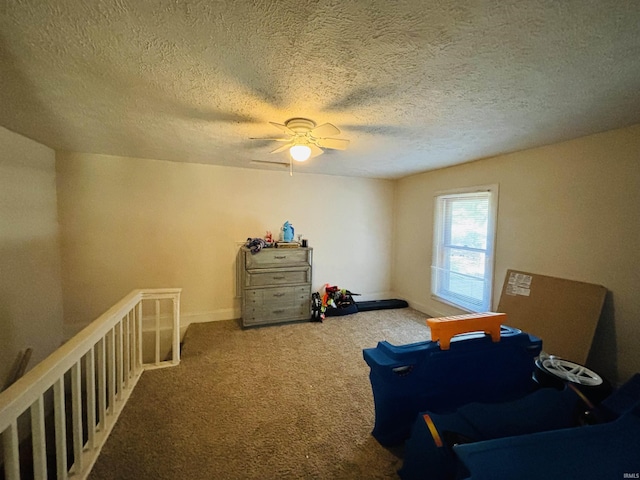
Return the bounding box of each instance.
[363,313,542,446]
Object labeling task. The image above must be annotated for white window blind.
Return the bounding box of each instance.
[431,186,498,312]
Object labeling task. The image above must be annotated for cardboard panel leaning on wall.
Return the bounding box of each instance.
[496,270,607,365]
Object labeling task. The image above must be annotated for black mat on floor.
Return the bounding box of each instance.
[356,299,408,312]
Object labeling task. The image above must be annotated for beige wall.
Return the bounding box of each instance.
[56,152,395,330]
[5,123,638,386]
[393,124,640,384]
[0,127,64,387]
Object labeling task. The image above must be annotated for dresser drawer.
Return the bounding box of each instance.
[260,285,310,307]
[266,304,308,320]
[245,267,310,287]
[244,304,309,326]
[242,286,310,325]
[244,248,311,268]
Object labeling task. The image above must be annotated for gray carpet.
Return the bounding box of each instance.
[89,308,431,479]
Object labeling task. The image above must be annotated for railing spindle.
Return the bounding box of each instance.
[130,308,136,373]
[155,299,161,364]
[31,395,47,480]
[2,420,20,480]
[86,346,96,449]
[173,294,181,365]
[53,377,68,479]
[124,313,131,387]
[97,337,106,430]
[117,321,124,400]
[108,328,116,414]
[71,361,83,473]
[137,301,143,368]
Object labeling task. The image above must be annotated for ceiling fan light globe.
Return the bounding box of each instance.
[290,145,312,162]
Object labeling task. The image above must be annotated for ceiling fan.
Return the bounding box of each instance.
[253,117,350,162]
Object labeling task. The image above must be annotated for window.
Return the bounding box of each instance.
[431,185,498,312]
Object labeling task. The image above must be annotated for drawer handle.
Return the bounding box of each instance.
[273,309,285,314]
[272,293,286,297]
[274,255,287,259]
[273,276,286,280]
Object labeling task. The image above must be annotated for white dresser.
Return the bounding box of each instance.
[238,247,313,327]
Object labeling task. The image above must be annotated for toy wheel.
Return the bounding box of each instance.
[540,357,603,386]
[533,355,612,404]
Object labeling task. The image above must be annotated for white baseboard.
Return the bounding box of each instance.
[182,308,239,324]
[179,308,240,336]
[405,298,432,316]
[352,290,397,302]
[403,295,468,319]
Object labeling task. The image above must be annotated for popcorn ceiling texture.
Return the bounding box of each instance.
[1,0,639,178]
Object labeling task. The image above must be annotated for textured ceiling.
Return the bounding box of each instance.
[1,1,639,179]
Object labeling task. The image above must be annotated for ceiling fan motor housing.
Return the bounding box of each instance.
[285,118,316,133]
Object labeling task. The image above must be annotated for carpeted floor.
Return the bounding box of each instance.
[89,308,431,480]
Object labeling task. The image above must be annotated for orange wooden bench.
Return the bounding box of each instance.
[427,312,507,350]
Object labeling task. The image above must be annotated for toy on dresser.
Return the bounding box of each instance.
[282,221,294,242]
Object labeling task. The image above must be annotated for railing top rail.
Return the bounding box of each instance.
[0,288,181,432]
[139,288,182,298]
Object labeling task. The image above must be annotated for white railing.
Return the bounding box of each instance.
[0,288,181,480]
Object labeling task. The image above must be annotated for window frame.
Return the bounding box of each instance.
[431,184,499,312]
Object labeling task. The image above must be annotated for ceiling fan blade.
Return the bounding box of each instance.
[249,137,290,141]
[316,137,350,150]
[270,142,294,154]
[269,122,295,136]
[310,122,340,138]
[309,144,324,158]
